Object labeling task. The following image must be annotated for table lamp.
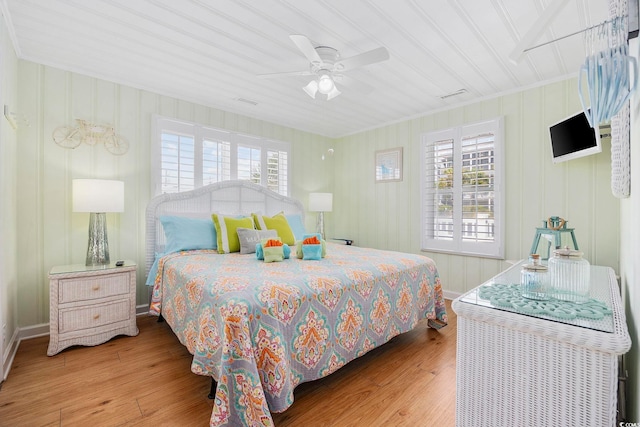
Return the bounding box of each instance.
[309,192,332,240]
[73,179,124,266]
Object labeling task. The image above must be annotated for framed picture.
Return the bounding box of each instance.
[375,147,403,182]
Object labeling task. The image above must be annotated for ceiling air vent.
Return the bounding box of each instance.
[440,89,468,100]
[235,97,258,106]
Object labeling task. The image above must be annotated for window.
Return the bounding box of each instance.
[153,117,290,196]
[420,118,504,258]
[160,132,195,193]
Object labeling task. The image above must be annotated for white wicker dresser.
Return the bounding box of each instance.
[47,261,138,356]
[452,261,631,427]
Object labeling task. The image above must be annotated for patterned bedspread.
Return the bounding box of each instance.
[149,243,447,426]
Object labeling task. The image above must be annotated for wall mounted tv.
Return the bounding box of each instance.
[549,110,602,163]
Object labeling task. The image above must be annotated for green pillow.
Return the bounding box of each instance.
[211,214,254,254]
[252,212,296,246]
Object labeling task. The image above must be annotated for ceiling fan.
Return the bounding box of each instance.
[258,35,390,100]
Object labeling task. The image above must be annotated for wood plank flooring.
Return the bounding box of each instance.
[0,300,456,427]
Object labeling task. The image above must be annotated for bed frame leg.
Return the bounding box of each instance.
[208,378,217,399]
[157,313,164,323]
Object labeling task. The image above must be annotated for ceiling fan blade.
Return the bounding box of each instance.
[257,70,314,78]
[290,34,322,63]
[335,47,389,71]
[334,74,373,94]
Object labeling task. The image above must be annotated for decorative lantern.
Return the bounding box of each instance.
[529,216,578,260]
[548,247,590,303]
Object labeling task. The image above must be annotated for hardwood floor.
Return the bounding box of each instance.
[0,300,456,427]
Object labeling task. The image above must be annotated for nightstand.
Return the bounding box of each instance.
[47,261,139,356]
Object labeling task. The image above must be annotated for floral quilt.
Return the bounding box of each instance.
[149,243,447,426]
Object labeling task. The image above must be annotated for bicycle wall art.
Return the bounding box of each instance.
[52,119,129,155]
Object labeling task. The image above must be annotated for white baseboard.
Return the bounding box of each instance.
[136,303,149,316]
[18,323,49,340]
[3,296,457,382]
[2,304,151,382]
[16,305,151,342]
[2,327,19,382]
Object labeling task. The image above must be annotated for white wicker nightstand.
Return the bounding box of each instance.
[47,261,139,356]
[452,261,631,427]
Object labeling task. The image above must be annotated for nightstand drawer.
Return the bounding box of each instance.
[59,274,129,303]
[59,299,131,333]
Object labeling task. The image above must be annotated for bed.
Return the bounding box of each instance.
[146,180,448,426]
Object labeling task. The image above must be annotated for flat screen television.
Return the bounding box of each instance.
[549,110,601,163]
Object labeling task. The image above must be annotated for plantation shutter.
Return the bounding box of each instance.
[267,148,288,195]
[160,121,195,194]
[421,118,503,258]
[154,116,291,196]
[236,134,262,184]
[201,127,232,186]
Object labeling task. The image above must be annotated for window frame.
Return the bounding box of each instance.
[152,115,291,196]
[420,117,504,259]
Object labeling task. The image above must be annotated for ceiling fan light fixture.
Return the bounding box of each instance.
[326,85,341,100]
[317,74,335,94]
[262,35,390,101]
[303,80,319,98]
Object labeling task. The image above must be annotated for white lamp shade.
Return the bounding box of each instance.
[309,192,333,212]
[73,179,124,213]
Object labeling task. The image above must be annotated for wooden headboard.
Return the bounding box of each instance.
[145,180,304,274]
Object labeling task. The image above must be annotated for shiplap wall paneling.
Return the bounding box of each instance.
[115,86,145,304]
[17,62,46,327]
[502,92,524,259]
[333,78,619,296]
[15,61,331,327]
[1,16,19,380]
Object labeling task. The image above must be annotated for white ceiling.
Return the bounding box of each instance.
[2,0,609,138]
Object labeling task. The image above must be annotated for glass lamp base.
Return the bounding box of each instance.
[316,212,325,240]
[86,212,110,266]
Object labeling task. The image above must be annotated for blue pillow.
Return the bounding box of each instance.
[159,216,217,253]
[145,253,162,286]
[285,214,307,242]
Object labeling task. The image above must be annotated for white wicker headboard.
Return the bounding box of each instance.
[145,180,304,274]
